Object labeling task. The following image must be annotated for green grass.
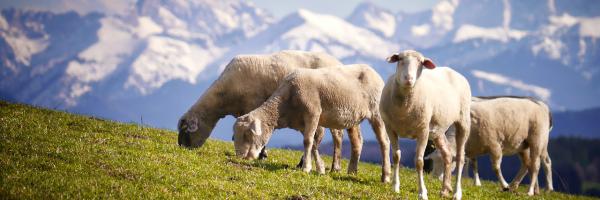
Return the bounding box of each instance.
[0,100,595,199]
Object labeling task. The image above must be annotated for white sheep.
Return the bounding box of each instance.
[427,96,554,196]
[232,64,391,182]
[380,50,471,200]
[177,50,361,173]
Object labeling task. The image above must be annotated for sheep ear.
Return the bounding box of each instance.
[423,58,436,69]
[386,53,400,63]
[250,119,262,136]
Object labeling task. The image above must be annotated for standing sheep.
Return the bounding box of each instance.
[233,64,391,182]
[427,96,554,196]
[177,50,361,173]
[380,50,471,200]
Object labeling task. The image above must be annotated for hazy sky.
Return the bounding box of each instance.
[0,0,438,18]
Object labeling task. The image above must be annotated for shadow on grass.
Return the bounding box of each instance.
[286,194,309,200]
[226,157,291,172]
[251,161,291,171]
[330,174,371,185]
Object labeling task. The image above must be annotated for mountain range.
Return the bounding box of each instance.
[1,0,599,143]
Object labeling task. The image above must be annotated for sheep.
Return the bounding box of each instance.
[380,50,471,200]
[426,96,554,196]
[232,64,391,182]
[177,50,361,173]
[425,127,458,181]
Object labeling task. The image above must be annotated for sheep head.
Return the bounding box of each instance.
[233,115,272,160]
[386,50,436,88]
[177,112,214,148]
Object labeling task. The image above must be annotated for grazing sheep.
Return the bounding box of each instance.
[233,64,391,182]
[425,127,459,180]
[177,50,361,172]
[427,96,554,196]
[381,50,471,200]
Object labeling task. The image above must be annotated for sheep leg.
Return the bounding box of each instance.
[463,158,470,178]
[347,125,363,174]
[415,130,430,200]
[433,135,453,197]
[297,127,329,169]
[296,155,304,169]
[387,125,402,193]
[258,147,268,160]
[471,158,482,186]
[295,129,325,170]
[510,149,530,191]
[428,151,445,180]
[490,152,510,190]
[541,149,553,191]
[453,121,469,200]
[527,143,542,196]
[369,116,391,183]
[330,129,344,172]
[312,127,326,175]
[301,115,319,173]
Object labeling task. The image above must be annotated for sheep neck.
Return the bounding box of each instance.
[190,89,226,128]
[393,80,422,107]
[189,105,220,130]
[252,95,286,129]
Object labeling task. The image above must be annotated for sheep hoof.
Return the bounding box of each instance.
[440,190,451,198]
[381,176,390,183]
[302,167,311,173]
[452,191,462,200]
[330,166,341,173]
[317,166,326,175]
[502,187,510,192]
[508,184,519,192]
[347,168,358,175]
[418,192,428,200]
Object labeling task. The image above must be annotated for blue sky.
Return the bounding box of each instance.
[0,0,439,18]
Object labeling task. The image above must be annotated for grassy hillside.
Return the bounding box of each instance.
[0,101,595,199]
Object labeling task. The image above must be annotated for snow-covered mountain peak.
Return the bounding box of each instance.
[549,13,579,28]
[136,0,273,42]
[125,36,225,95]
[531,13,600,63]
[472,70,551,102]
[431,0,459,31]
[453,25,527,43]
[0,10,50,69]
[347,2,396,38]
[276,9,398,59]
[52,0,277,103]
[0,14,8,30]
[63,16,137,105]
